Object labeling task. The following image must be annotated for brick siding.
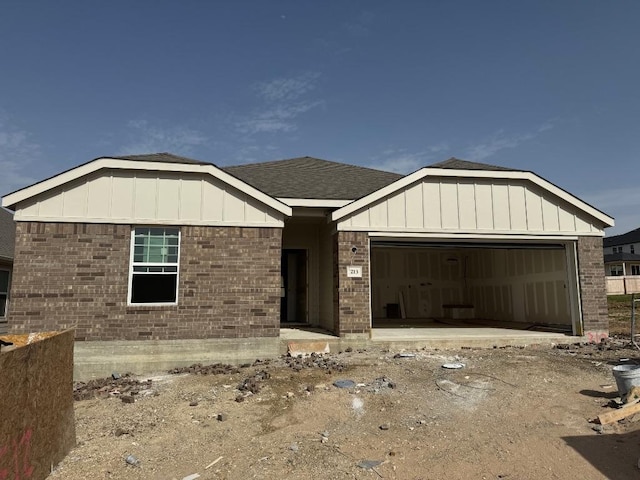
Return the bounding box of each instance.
[577,236,609,339]
[333,231,371,336]
[9,222,282,341]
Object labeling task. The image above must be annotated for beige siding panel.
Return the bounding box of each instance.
[524,187,544,231]
[157,177,181,220]
[558,206,576,231]
[201,178,224,221]
[350,209,370,228]
[405,184,423,229]
[111,175,134,219]
[369,200,388,228]
[387,192,406,228]
[86,175,112,218]
[457,182,477,230]
[491,184,510,230]
[179,178,203,221]
[133,175,158,220]
[245,197,267,223]
[541,197,560,231]
[423,182,441,228]
[223,189,245,221]
[508,184,527,230]
[62,181,88,218]
[440,182,459,229]
[38,190,63,217]
[574,215,593,233]
[475,183,493,229]
[20,198,39,217]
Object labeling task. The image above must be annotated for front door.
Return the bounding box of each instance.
[281,249,308,323]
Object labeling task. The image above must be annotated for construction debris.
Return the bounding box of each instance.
[73,375,153,401]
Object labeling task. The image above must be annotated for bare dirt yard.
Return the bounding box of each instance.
[51,335,640,480]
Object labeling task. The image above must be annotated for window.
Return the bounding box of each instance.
[632,245,636,254]
[129,227,180,304]
[0,269,9,318]
[610,265,624,276]
[632,265,640,276]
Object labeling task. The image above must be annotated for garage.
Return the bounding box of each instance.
[370,240,580,334]
[330,159,614,340]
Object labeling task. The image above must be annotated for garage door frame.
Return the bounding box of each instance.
[368,233,583,335]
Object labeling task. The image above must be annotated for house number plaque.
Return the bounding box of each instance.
[346,266,362,278]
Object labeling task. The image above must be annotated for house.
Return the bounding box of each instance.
[0,208,15,333]
[603,227,640,276]
[0,154,614,376]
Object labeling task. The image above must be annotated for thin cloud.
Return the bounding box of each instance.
[581,186,639,236]
[255,72,321,102]
[117,120,208,155]
[343,11,375,37]
[0,116,40,196]
[368,144,450,174]
[466,121,556,161]
[236,72,324,135]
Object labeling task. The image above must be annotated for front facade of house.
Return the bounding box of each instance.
[1,154,614,367]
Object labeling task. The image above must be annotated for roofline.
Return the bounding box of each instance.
[331,167,615,227]
[276,198,352,208]
[1,157,292,217]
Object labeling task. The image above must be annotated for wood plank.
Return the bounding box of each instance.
[597,402,640,425]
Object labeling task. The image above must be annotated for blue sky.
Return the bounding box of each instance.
[0,1,638,234]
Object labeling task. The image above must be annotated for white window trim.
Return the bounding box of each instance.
[0,267,10,319]
[127,227,181,306]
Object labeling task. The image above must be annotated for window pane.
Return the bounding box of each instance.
[0,271,8,293]
[131,274,177,303]
[0,294,6,317]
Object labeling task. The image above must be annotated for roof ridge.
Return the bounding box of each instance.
[429,157,520,171]
[224,156,402,176]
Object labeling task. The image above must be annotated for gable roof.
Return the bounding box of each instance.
[429,157,520,171]
[0,208,15,262]
[604,227,640,247]
[2,155,292,216]
[332,158,615,227]
[223,156,402,200]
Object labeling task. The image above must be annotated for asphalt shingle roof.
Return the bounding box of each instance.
[604,227,640,247]
[604,252,640,263]
[223,156,403,200]
[0,208,15,261]
[112,152,213,166]
[429,157,520,171]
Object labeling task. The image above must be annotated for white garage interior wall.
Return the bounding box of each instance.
[371,244,573,330]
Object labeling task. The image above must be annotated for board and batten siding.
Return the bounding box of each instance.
[12,170,284,227]
[338,177,603,235]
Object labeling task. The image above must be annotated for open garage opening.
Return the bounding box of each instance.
[371,240,581,335]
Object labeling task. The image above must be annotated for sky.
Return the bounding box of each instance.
[0,0,638,235]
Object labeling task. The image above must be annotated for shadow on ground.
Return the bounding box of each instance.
[564,429,640,479]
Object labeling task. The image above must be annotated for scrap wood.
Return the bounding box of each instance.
[204,456,223,470]
[597,402,640,425]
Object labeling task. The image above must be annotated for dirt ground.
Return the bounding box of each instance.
[49,337,640,480]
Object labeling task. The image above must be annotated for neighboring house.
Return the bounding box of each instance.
[0,208,15,333]
[0,154,614,374]
[603,227,640,276]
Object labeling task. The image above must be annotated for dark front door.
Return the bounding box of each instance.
[281,249,308,323]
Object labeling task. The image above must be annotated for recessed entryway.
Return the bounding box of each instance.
[281,249,308,323]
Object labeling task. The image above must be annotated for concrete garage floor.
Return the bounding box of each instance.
[280,318,581,352]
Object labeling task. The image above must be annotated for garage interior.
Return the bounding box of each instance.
[371,241,578,335]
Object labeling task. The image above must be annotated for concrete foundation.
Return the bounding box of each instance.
[74,337,280,380]
[74,327,586,380]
